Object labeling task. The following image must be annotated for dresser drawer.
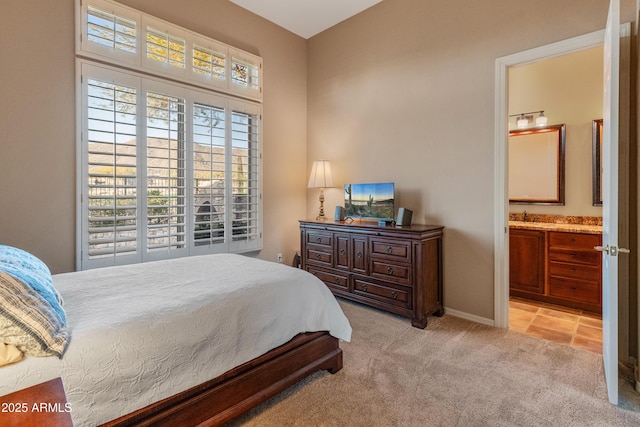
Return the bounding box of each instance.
[549,232,601,250]
[353,277,412,309]
[370,238,411,262]
[307,266,349,293]
[305,248,333,267]
[370,259,411,285]
[305,231,333,248]
[548,276,600,305]
[548,261,600,282]
[548,249,600,266]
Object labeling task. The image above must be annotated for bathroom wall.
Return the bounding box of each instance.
[508,46,604,218]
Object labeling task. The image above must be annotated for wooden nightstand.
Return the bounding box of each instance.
[0,377,73,427]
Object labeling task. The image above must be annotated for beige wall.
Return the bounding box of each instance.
[0,0,308,273]
[509,46,604,217]
[0,0,636,323]
[307,0,636,320]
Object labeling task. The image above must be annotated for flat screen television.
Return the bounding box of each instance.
[344,182,395,221]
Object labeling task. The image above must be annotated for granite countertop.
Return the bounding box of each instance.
[509,221,602,234]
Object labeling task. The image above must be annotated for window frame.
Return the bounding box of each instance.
[76,0,262,102]
[76,61,262,270]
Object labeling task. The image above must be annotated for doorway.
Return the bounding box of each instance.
[506,46,605,353]
[493,29,607,330]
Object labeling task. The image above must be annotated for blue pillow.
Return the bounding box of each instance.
[0,245,65,323]
[0,245,69,358]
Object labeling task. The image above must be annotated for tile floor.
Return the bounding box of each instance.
[509,298,603,354]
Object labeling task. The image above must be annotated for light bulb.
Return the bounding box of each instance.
[536,112,547,126]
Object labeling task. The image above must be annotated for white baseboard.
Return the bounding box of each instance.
[444,307,495,327]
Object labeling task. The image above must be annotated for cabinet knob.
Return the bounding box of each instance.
[362,284,368,292]
[387,266,393,275]
[356,251,363,258]
[391,292,398,300]
[317,237,322,243]
[316,254,321,260]
[340,249,346,256]
[386,246,393,254]
[335,277,341,284]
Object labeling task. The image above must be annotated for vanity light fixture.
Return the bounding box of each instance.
[509,110,547,129]
[535,111,548,126]
[516,114,529,129]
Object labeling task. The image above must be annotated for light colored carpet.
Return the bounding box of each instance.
[229,299,640,426]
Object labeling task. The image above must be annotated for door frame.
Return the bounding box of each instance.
[493,30,605,329]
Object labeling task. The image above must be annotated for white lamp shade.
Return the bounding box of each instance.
[307,160,334,188]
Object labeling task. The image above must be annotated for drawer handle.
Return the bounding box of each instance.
[316,237,322,243]
[316,254,321,260]
[387,266,394,275]
[335,277,341,284]
[386,246,393,254]
[362,284,368,292]
[391,292,398,300]
[356,251,363,258]
[340,249,346,256]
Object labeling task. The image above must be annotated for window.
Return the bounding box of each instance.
[77,0,262,101]
[77,1,262,270]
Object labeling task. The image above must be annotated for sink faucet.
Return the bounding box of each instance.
[523,211,528,222]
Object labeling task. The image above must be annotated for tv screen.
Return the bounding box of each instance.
[344,182,395,221]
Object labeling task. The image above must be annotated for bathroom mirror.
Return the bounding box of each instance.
[592,119,603,206]
[508,124,566,205]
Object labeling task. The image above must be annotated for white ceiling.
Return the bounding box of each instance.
[229,0,384,39]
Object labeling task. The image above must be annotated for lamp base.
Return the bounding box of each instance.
[316,188,326,220]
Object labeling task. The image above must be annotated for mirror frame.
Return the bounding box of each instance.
[592,119,603,206]
[509,124,566,205]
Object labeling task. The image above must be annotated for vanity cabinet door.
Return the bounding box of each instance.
[509,229,545,294]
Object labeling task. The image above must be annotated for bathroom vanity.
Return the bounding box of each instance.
[509,220,602,314]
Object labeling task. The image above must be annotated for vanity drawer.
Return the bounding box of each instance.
[353,276,412,309]
[548,261,600,282]
[370,238,411,262]
[307,266,349,293]
[548,276,600,305]
[548,249,600,266]
[370,259,411,285]
[549,232,601,250]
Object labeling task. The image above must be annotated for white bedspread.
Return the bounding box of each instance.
[0,254,351,426]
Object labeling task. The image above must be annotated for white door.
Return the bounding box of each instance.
[599,0,621,406]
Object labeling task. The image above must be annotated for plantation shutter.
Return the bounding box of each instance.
[84,69,139,266]
[229,102,261,251]
[193,44,226,81]
[229,48,261,100]
[145,89,187,255]
[80,0,139,66]
[192,99,226,248]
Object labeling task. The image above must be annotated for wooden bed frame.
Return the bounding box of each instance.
[100,331,343,426]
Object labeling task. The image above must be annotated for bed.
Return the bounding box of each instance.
[0,249,352,426]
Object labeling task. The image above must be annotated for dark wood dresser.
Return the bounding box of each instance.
[300,219,444,328]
